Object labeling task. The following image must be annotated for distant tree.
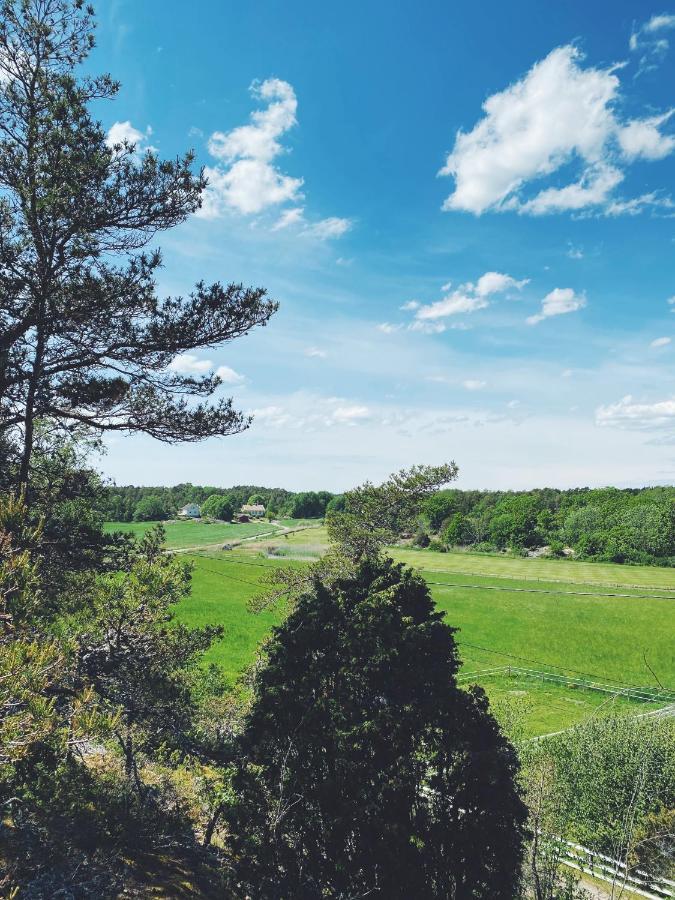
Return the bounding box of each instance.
[325,493,345,513]
[0,0,278,488]
[229,556,527,898]
[442,512,473,546]
[201,493,234,521]
[247,493,266,506]
[133,495,170,522]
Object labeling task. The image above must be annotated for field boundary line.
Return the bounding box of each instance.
[456,665,675,704]
[398,561,675,593]
[427,580,675,601]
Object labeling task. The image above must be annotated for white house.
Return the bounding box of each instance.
[241,503,265,518]
[178,502,201,519]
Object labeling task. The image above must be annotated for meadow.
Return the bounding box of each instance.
[103,518,317,550]
[166,526,675,738]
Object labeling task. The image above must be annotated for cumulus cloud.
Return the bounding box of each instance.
[650,336,672,348]
[463,379,486,390]
[400,300,420,311]
[106,121,155,156]
[168,353,245,384]
[415,272,528,321]
[526,288,586,325]
[198,79,351,236]
[439,45,675,216]
[198,78,302,217]
[305,347,327,358]
[215,365,245,384]
[377,322,403,334]
[596,395,675,429]
[167,353,212,375]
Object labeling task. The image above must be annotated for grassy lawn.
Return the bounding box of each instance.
[392,546,675,589]
[480,674,646,738]
[172,540,675,736]
[104,519,320,550]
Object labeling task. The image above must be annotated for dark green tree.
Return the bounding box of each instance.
[0,0,277,487]
[230,556,527,899]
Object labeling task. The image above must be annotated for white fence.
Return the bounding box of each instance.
[552,835,674,899]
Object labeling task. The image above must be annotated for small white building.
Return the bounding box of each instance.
[241,503,265,518]
[178,503,201,519]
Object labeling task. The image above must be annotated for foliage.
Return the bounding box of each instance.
[326,463,458,560]
[74,527,223,790]
[522,715,675,865]
[0,0,277,487]
[102,483,319,522]
[421,486,675,563]
[201,492,235,521]
[229,556,527,898]
[133,493,173,521]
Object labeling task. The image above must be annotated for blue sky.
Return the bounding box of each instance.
[94,0,675,491]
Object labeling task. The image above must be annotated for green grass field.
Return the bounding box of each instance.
[171,539,675,738]
[103,519,320,550]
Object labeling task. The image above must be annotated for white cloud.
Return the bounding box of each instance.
[519,165,623,215]
[400,300,420,311]
[272,207,305,230]
[561,368,574,377]
[526,287,586,325]
[415,271,527,320]
[197,79,351,234]
[630,13,675,74]
[650,336,671,348]
[596,395,675,429]
[332,405,370,424]
[603,191,675,216]
[168,354,244,384]
[305,347,327,358]
[439,45,675,216]
[106,121,155,156]
[463,379,486,390]
[668,296,675,309]
[618,110,675,160]
[198,78,303,217]
[215,365,245,384]
[167,353,212,375]
[408,321,447,334]
[304,216,353,239]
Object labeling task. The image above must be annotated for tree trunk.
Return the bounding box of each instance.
[203,802,224,847]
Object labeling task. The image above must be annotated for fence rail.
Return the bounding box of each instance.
[457,665,675,705]
[552,834,674,899]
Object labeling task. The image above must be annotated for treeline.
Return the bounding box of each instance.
[421,486,675,565]
[104,484,340,522]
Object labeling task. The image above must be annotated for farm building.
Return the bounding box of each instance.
[241,503,265,518]
[178,502,201,519]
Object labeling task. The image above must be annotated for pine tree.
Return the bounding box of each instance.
[0,0,277,486]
